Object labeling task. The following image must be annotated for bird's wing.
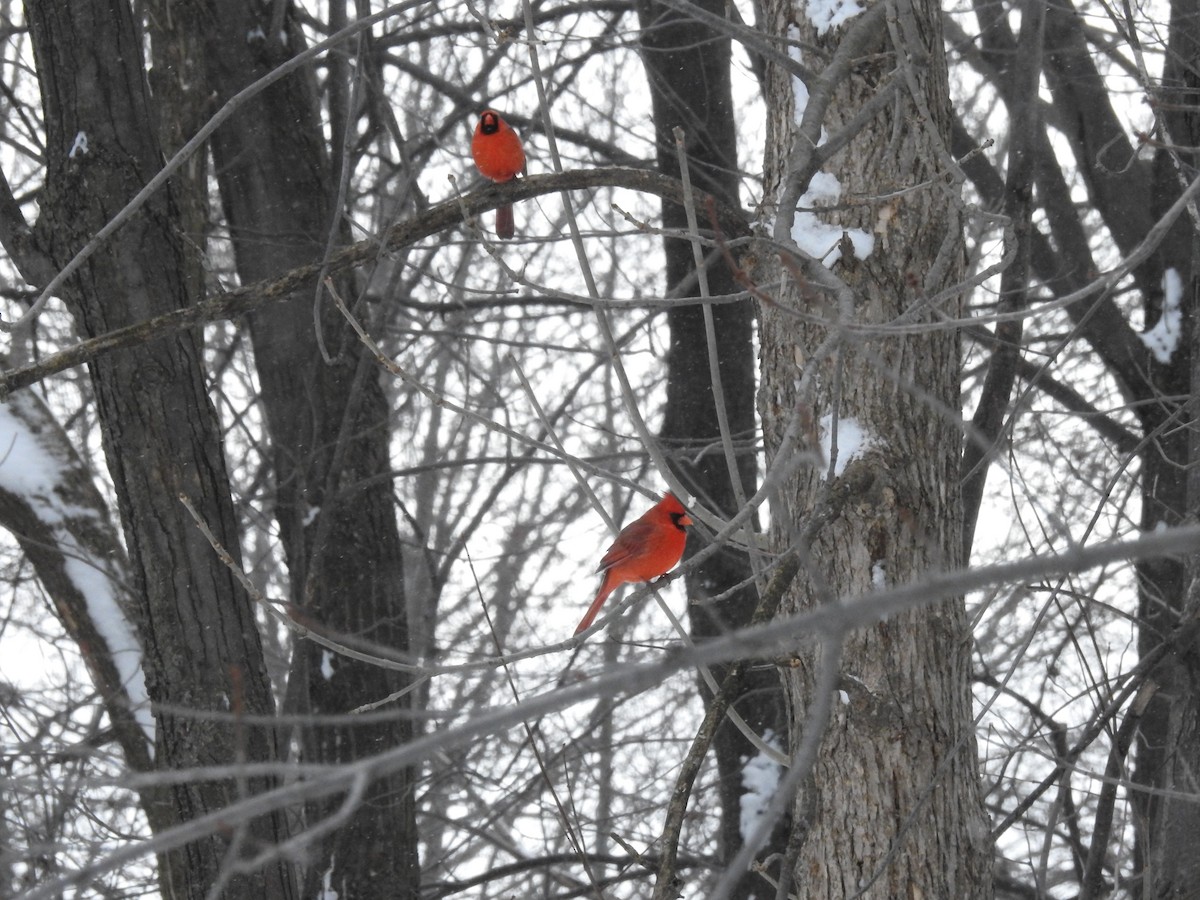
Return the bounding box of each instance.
[595,517,656,572]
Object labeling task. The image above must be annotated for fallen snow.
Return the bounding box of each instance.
[319,863,339,900]
[819,413,873,477]
[787,24,814,129]
[871,560,886,589]
[792,172,875,264]
[785,27,874,263]
[68,132,89,159]
[0,402,153,751]
[740,729,785,840]
[1139,267,1183,364]
[805,0,866,34]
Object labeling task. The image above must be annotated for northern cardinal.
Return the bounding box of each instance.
[575,493,693,635]
[471,109,526,239]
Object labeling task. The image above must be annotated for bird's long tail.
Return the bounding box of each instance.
[496,204,515,239]
[575,573,617,635]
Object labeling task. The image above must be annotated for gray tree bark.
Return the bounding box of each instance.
[757,0,994,894]
[1141,0,1200,892]
[186,2,420,895]
[20,2,293,897]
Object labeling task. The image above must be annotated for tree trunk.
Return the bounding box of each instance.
[192,2,420,895]
[23,2,292,898]
[757,0,993,894]
[1136,0,1200,891]
[636,0,789,892]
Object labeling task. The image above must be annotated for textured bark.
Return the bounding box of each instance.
[0,390,151,776]
[636,0,788,891]
[187,2,419,895]
[1137,0,1200,891]
[22,2,292,898]
[757,0,993,895]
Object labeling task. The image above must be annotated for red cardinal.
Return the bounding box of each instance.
[575,493,693,635]
[471,109,526,239]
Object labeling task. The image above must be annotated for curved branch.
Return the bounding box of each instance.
[0,388,150,772]
[1010,351,1140,455]
[0,167,750,395]
[1042,0,1153,264]
[0,170,56,288]
[961,0,1044,559]
[951,116,1148,404]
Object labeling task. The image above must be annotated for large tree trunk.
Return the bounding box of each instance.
[22,2,292,898]
[756,0,993,894]
[191,2,419,895]
[1137,0,1200,891]
[636,0,788,892]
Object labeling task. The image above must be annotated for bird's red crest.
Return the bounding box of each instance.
[661,493,686,514]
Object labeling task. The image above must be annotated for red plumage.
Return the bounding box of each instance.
[575,493,692,635]
[471,109,525,239]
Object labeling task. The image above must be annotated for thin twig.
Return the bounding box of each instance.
[0,167,748,396]
[10,0,425,332]
[20,523,1200,900]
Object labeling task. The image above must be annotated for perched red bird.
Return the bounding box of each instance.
[471,109,526,239]
[575,493,693,635]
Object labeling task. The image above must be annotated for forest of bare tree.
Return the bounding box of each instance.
[3,0,1200,897]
